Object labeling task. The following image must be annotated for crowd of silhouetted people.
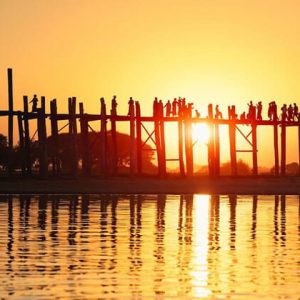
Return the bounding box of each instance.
[29,94,300,122]
[149,97,300,122]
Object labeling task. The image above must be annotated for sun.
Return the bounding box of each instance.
[192,123,210,145]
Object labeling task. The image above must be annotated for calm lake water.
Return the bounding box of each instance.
[0,194,299,299]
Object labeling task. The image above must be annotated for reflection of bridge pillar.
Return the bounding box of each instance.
[280,195,286,245]
[229,195,237,249]
[251,195,257,239]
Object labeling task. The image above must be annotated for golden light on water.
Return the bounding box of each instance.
[191,195,211,298]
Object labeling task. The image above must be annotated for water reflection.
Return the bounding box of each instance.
[0,194,299,298]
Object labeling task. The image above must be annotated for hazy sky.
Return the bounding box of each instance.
[0,0,299,167]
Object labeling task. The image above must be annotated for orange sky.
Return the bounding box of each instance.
[0,0,300,167]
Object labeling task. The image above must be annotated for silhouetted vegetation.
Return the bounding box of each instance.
[220,159,251,175]
[47,131,157,174]
[270,162,299,175]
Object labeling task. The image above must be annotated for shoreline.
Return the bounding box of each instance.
[0,176,300,195]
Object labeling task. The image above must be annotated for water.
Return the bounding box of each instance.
[0,194,299,299]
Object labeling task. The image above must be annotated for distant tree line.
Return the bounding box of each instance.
[0,132,298,175]
[0,132,157,175]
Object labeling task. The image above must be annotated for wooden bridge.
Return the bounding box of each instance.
[1,68,300,178]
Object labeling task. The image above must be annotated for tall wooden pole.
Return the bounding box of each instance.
[298,124,300,175]
[135,101,142,175]
[281,123,286,176]
[207,104,215,177]
[214,123,220,177]
[50,99,59,175]
[273,123,279,176]
[160,116,166,177]
[154,114,162,177]
[252,124,258,175]
[229,106,237,176]
[23,96,32,175]
[111,97,118,176]
[178,117,185,177]
[100,98,107,175]
[185,118,193,177]
[79,103,90,176]
[68,97,78,176]
[129,98,135,177]
[17,112,25,176]
[7,68,14,175]
[37,96,48,178]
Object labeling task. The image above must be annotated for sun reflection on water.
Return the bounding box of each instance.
[191,194,211,298]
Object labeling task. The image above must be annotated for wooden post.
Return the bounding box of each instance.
[7,68,14,175]
[207,104,215,177]
[184,117,193,177]
[252,123,258,175]
[298,124,300,176]
[68,97,78,176]
[37,96,48,178]
[160,115,167,177]
[100,98,107,175]
[281,122,286,176]
[135,101,142,175]
[128,98,135,177]
[273,123,279,176]
[154,112,162,177]
[79,103,91,176]
[111,96,118,176]
[178,117,185,177]
[72,98,79,174]
[50,99,59,175]
[229,106,237,176]
[23,96,32,175]
[214,123,220,177]
[17,112,25,176]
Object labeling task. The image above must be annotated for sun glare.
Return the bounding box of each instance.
[192,123,210,145]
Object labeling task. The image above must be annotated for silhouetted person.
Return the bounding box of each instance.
[256,101,262,120]
[165,100,171,117]
[158,100,164,117]
[187,103,193,118]
[153,97,158,116]
[215,105,223,119]
[288,104,294,121]
[268,101,278,121]
[281,104,287,121]
[268,102,272,120]
[128,97,134,116]
[247,101,256,120]
[172,98,178,116]
[273,101,278,121]
[293,103,298,120]
[30,94,38,112]
[228,105,237,119]
[240,111,246,120]
[178,98,182,116]
[195,109,200,118]
[111,95,117,115]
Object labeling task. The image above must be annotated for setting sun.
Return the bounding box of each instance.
[192,123,210,145]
